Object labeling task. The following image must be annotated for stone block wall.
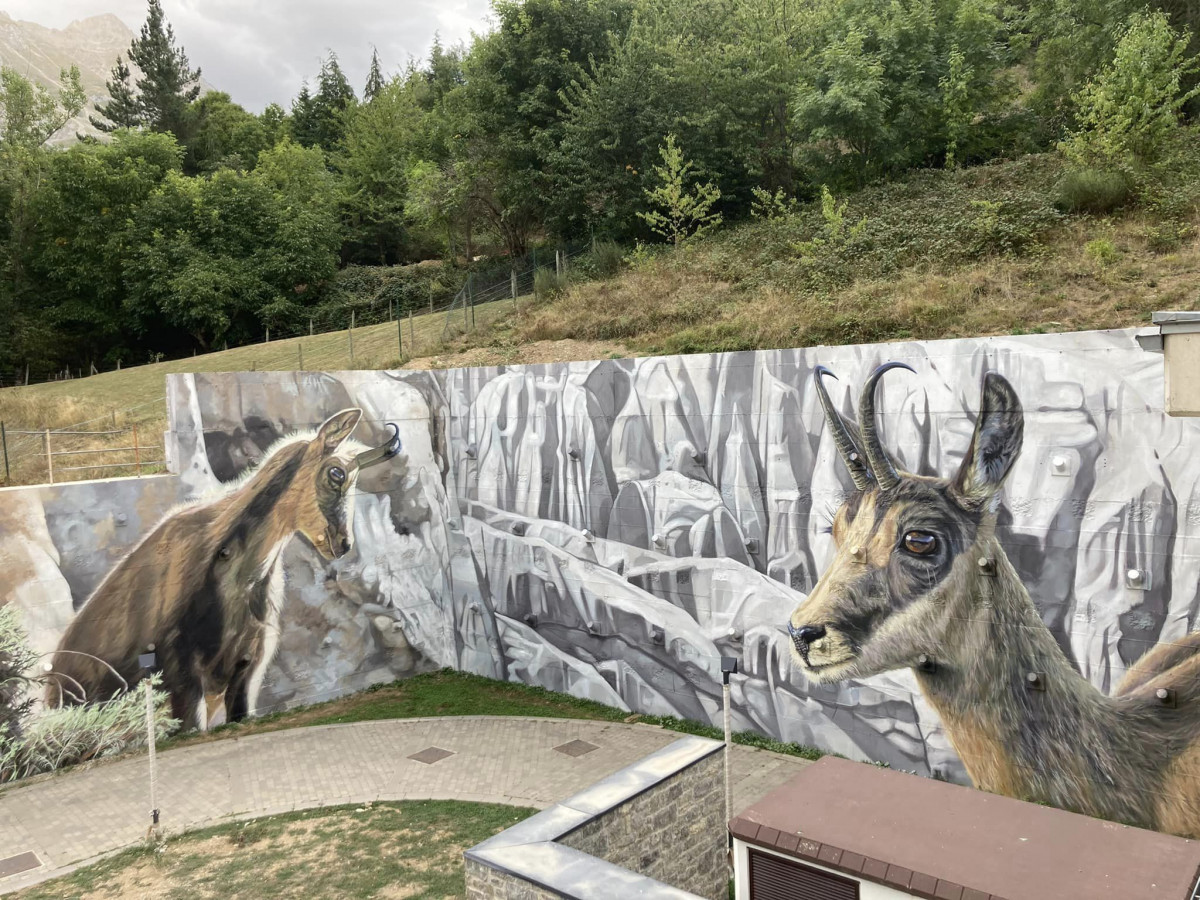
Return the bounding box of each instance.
[559,750,726,899]
[465,737,724,900]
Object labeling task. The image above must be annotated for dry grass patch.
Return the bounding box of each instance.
[13,800,537,900]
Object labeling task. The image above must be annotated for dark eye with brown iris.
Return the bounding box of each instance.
[903,531,937,555]
[328,466,347,488]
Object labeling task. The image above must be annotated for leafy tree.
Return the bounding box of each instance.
[0,66,86,150]
[638,134,722,246]
[91,55,141,132]
[364,47,386,101]
[338,78,420,264]
[123,0,202,141]
[1060,9,1200,180]
[260,103,290,147]
[182,91,268,173]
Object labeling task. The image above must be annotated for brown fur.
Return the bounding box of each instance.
[46,410,369,730]
[792,369,1200,837]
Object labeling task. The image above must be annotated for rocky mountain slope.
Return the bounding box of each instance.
[0,11,135,142]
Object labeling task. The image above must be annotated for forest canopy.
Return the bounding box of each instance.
[0,0,1197,377]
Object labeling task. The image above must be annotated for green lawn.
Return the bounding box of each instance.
[12,800,537,900]
[172,669,823,762]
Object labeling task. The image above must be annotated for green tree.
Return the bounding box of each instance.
[0,66,86,149]
[364,47,386,101]
[91,55,141,132]
[308,53,356,150]
[260,103,290,147]
[338,78,420,264]
[1060,9,1200,180]
[124,0,202,141]
[638,134,722,246]
[182,91,268,173]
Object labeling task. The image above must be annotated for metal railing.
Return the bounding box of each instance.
[1,424,160,485]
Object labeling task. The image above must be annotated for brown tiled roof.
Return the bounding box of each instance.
[729,757,1200,900]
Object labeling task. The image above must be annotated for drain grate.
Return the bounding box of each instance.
[0,852,40,879]
[554,739,599,758]
[408,746,455,765]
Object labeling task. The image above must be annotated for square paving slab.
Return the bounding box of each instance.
[408,746,455,765]
[553,739,599,758]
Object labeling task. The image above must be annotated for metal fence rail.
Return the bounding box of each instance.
[0,423,159,486]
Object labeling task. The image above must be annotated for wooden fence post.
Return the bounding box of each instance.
[309,318,314,336]
[409,310,415,351]
[464,275,470,330]
[429,282,434,315]
[398,314,404,357]
[349,310,356,365]
[133,424,141,478]
[44,429,53,485]
[266,326,270,343]
[511,269,519,313]
[298,343,304,371]
[1,421,9,483]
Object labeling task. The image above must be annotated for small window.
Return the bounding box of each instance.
[748,848,859,900]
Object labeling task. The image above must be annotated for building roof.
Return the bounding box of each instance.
[730,756,1200,900]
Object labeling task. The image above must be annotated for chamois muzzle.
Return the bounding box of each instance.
[354,423,402,470]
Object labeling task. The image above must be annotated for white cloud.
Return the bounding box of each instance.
[4,0,491,111]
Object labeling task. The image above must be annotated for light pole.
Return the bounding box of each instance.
[720,656,739,845]
[139,645,159,840]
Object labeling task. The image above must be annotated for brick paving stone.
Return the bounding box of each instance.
[0,716,810,895]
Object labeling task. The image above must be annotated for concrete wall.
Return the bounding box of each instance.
[5,327,1200,831]
[465,737,724,900]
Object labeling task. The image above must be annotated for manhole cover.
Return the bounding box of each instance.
[0,852,40,879]
[554,739,599,757]
[408,746,455,765]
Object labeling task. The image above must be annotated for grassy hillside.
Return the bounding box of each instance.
[1,153,1195,487]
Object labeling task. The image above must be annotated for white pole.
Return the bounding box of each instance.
[142,647,160,839]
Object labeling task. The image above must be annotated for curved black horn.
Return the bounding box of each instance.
[813,366,870,491]
[354,422,402,469]
[859,362,914,491]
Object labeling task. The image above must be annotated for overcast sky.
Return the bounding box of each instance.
[7,0,492,111]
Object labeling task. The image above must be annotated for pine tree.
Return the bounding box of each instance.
[127,0,201,141]
[311,52,356,148]
[291,82,319,147]
[91,55,142,132]
[364,47,385,102]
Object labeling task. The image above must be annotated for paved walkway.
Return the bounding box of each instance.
[0,717,810,894]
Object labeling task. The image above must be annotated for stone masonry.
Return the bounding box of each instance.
[559,751,726,900]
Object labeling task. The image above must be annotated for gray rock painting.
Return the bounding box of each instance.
[3,326,1196,787]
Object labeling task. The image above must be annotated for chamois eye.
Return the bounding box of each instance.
[903,531,937,555]
[327,465,347,487]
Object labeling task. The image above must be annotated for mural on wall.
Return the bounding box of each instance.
[789,365,1200,838]
[45,410,402,729]
[4,326,1200,835]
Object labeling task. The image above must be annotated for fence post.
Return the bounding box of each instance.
[298,343,304,371]
[464,275,470,330]
[133,424,141,477]
[349,310,356,366]
[511,269,518,313]
[429,282,434,315]
[24,364,28,385]
[116,360,121,371]
[409,310,415,351]
[398,313,404,358]
[44,429,53,485]
[1,421,9,483]
[309,318,314,336]
[266,326,270,343]
[556,249,563,278]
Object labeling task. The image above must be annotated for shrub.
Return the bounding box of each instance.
[1056,169,1132,214]
[1144,220,1194,253]
[533,267,565,301]
[1084,237,1118,265]
[586,240,624,279]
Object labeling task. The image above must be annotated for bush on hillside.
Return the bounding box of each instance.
[534,267,566,301]
[1055,169,1132,214]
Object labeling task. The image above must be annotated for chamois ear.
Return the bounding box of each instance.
[315,408,363,454]
[950,372,1023,512]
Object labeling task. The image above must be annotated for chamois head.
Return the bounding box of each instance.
[294,409,402,561]
[787,365,1023,682]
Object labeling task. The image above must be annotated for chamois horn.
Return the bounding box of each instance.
[858,362,914,491]
[813,366,871,491]
[354,422,402,469]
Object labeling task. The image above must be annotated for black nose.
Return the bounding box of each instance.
[339,537,351,555]
[788,622,826,650]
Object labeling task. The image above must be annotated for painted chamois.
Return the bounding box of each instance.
[788,364,1200,837]
[46,409,401,731]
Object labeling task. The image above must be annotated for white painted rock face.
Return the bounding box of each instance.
[7,329,1199,786]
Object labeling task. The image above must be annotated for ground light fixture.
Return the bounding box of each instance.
[721,655,739,858]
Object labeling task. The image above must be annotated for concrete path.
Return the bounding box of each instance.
[0,717,810,894]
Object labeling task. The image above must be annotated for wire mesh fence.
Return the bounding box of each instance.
[0,422,164,487]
